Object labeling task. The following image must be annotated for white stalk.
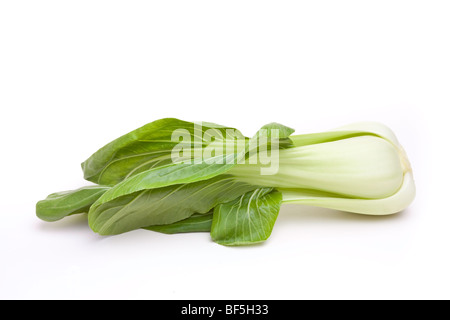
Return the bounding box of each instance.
[229,122,415,215]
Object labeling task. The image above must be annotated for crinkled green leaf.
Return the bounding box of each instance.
[211,188,283,246]
[82,118,244,186]
[36,186,109,222]
[89,175,260,235]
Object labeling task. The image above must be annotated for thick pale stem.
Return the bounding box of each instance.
[229,135,405,199]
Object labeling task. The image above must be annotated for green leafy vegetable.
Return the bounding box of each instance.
[211,188,282,246]
[36,118,415,246]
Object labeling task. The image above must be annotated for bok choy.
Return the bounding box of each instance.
[36,118,415,246]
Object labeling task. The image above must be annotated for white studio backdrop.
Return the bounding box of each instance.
[0,1,448,299]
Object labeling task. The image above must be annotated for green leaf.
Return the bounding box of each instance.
[81,118,245,186]
[144,213,213,234]
[257,122,295,139]
[36,186,109,222]
[211,188,283,246]
[248,122,296,154]
[89,175,260,235]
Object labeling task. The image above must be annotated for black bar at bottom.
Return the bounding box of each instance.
[151,301,296,318]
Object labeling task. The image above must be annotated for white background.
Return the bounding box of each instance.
[0,1,448,300]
